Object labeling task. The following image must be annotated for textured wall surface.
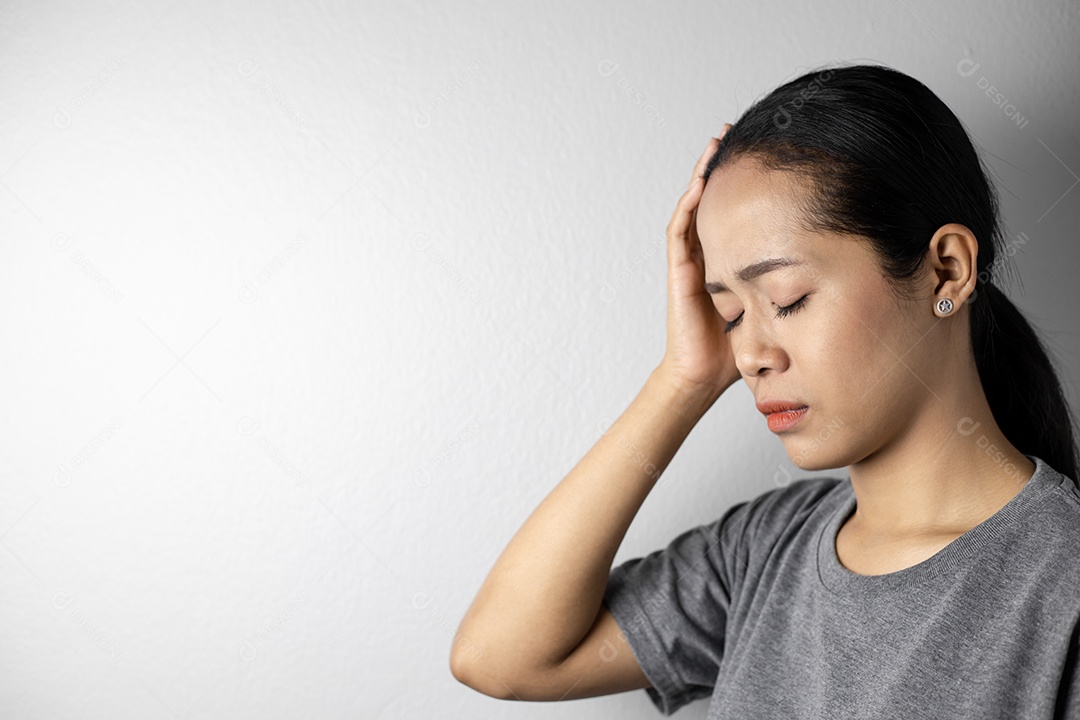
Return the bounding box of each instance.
[2,0,1077,717]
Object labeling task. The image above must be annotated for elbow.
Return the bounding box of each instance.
[449,639,479,689]
[449,634,523,701]
[450,653,515,700]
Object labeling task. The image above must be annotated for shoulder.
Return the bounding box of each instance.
[991,459,1080,603]
[1032,467,1080,554]
[715,474,846,539]
[689,474,846,571]
[1046,468,1080,516]
[1027,459,1080,540]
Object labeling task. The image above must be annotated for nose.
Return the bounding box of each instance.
[734,322,789,378]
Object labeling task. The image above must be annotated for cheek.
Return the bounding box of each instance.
[857,320,935,442]
[803,290,915,419]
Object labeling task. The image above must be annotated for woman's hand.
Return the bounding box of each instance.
[656,124,742,399]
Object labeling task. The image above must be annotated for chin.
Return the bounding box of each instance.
[782,410,854,472]
[786,439,850,473]
[788,455,834,473]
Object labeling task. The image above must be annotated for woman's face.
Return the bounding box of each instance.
[696,155,939,471]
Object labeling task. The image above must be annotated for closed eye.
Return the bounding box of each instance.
[722,293,810,335]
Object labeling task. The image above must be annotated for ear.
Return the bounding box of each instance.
[925,223,978,313]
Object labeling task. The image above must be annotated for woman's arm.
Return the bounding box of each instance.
[452,128,736,701]
[450,367,722,700]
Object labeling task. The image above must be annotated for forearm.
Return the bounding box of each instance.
[453,368,721,677]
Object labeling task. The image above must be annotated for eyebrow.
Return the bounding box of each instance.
[704,257,805,294]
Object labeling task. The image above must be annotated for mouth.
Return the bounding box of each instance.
[755,400,809,433]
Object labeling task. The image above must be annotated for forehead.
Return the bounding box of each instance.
[696,155,817,263]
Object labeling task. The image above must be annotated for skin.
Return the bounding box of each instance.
[694,153,1036,575]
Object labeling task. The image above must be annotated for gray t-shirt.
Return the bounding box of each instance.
[603,454,1080,719]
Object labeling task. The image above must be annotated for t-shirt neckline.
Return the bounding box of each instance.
[817,453,1055,596]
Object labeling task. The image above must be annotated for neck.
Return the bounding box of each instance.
[844,363,1035,540]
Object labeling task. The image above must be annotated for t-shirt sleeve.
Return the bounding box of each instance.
[602,499,754,715]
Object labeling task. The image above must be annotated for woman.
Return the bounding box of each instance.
[450,63,1080,718]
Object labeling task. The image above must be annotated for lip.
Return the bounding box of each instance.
[755,399,808,415]
[764,406,808,432]
[755,399,809,433]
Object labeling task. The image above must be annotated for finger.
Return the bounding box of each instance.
[688,136,721,185]
[688,202,701,255]
[670,129,729,268]
[687,205,704,269]
[667,174,705,268]
[686,124,732,184]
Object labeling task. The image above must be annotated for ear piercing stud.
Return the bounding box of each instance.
[936,298,954,315]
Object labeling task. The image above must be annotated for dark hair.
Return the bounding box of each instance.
[703,62,1078,485]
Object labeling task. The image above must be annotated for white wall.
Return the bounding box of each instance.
[2,0,1077,717]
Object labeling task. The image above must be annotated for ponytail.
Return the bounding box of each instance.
[971,281,1079,484]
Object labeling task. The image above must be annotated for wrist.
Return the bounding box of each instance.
[647,367,726,418]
